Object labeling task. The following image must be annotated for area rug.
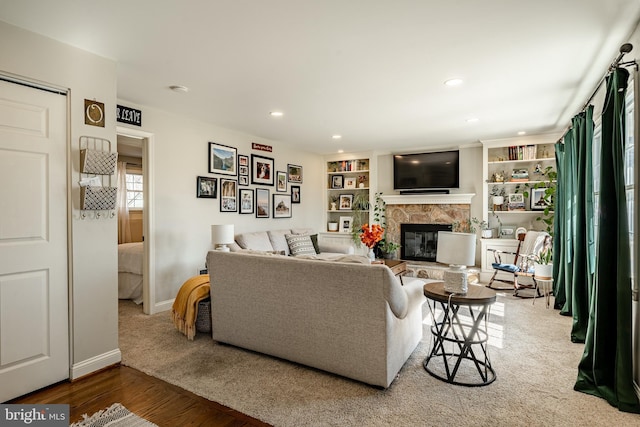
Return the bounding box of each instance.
[71,403,157,427]
[119,294,640,427]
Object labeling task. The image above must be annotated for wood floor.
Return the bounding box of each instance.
[9,364,271,427]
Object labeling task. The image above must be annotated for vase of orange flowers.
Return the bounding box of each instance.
[360,223,384,260]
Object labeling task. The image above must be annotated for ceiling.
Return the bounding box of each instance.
[2,1,640,154]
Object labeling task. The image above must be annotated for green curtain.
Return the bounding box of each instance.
[575,67,640,413]
[553,143,566,308]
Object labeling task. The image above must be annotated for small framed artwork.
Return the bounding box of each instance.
[331,175,344,189]
[339,216,353,233]
[500,224,517,239]
[507,193,525,211]
[196,176,217,198]
[251,154,274,186]
[255,188,270,218]
[239,175,249,186]
[276,171,288,192]
[238,154,249,167]
[220,178,237,212]
[288,164,303,183]
[530,188,549,210]
[239,165,249,176]
[273,194,292,218]
[291,185,301,203]
[239,189,254,214]
[339,194,353,210]
[344,177,357,189]
[208,142,237,176]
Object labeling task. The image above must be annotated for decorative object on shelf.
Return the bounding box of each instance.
[331,175,344,189]
[507,193,525,211]
[239,188,254,214]
[530,188,549,210]
[436,231,476,294]
[493,170,505,182]
[287,164,303,183]
[291,185,300,203]
[209,142,237,176]
[358,175,367,188]
[327,221,339,232]
[360,224,384,260]
[276,171,287,192]
[220,178,237,212]
[339,216,353,233]
[490,185,506,211]
[273,194,292,218]
[211,224,235,251]
[251,154,274,185]
[339,194,353,210]
[500,225,516,238]
[255,188,270,218]
[196,176,217,198]
[510,168,529,182]
[329,194,338,210]
[344,176,357,189]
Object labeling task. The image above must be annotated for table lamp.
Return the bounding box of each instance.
[211,224,235,252]
[436,231,476,294]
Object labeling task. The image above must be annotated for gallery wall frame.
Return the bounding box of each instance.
[239,188,254,214]
[273,194,292,218]
[287,164,303,183]
[256,188,270,218]
[277,171,288,192]
[209,142,237,176]
[220,178,238,212]
[291,185,300,203]
[251,154,274,186]
[196,176,217,198]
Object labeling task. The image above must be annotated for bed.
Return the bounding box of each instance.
[118,242,143,304]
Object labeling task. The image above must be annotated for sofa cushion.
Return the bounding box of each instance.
[267,230,291,255]
[236,231,274,252]
[285,234,317,256]
[309,234,321,254]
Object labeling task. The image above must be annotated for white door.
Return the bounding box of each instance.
[0,79,69,401]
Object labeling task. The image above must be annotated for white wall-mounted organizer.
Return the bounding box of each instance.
[79,136,118,218]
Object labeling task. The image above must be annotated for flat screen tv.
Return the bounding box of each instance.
[393,150,459,191]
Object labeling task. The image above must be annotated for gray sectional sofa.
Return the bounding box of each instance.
[207,249,429,388]
[230,228,354,257]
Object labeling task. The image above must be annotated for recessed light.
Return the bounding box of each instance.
[169,85,189,93]
[332,135,342,140]
[445,78,463,86]
[337,149,344,153]
[270,111,283,117]
[517,131,527,135]
[466,117,479,123]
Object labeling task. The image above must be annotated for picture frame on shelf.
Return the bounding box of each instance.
[239,189,254,214]
[507,193,525,211]
[331,175,344,189]
[530,188,549,210]
[255,188,270,218]
[287,164,303,183]
[219,178,237,212]
[291,185,300,203]
[339,216,353,233]
[196,176,217,198]
[273,194,292,218]
[251,154,274,186]
[339,194,353,210]
[500,224,517,239]
[208,142,237,176]
[344,176,357,189]
[276,171,287,192]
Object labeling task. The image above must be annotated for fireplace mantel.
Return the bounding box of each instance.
[382,193,475,205]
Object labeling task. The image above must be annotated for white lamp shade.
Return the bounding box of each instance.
[211,224,235,248]
[436,231,476,267]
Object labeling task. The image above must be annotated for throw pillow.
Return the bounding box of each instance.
[285,234,317,256]
[310,234,321,254]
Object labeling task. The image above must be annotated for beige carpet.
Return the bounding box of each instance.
[119,292,640,427]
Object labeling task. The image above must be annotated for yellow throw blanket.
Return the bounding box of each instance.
[171,274,210,340]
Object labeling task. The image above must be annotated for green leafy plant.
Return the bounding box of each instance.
[535,247,553,265]
[372,192,401,256]
[532,166,557,235]
[349,192,370,244]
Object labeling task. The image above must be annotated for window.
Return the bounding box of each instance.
[125,173,143,209]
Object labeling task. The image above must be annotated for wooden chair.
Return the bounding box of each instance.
[487,231,550,297]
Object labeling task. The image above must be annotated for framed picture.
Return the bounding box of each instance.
[219,178,237,212]
[239,189,254,214]
[208,142,237,176]
[239,165,249,176]
[276,171,288,192]
[339,194,353,210]
[339,216,353,233]
[531,188,549,210]
[273,194,292,218]
[291,185,301,203]
[344,177,357,189]
[331,175,344,189]
[238,154,249,167]
[255,188,270,218]
[239,175,249,186]
[196,176,217,198]
[500,224,517,239]
[251,154,274,186]
[507,193,525,211]
[287,164,303,183]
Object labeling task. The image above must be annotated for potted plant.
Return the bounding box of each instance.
[533,246,553,280]
[349,192,371,245]
[371,192,401,258]
[489,185,506,210]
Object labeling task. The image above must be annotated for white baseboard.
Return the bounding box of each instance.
[70,348,122,380]
[154,298,174,313]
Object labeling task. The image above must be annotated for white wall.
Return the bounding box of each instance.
[0,21,119,375]
[116,103,324,304]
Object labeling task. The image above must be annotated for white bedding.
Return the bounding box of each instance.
[118,242,143,303]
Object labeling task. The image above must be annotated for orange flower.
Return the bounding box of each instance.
[360,223,384,248]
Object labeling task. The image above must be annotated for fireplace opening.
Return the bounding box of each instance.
[400,223,452,262]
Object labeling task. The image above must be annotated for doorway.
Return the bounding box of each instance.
[116,126,155,314]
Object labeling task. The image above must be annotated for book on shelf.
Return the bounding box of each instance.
[508,144,537,161]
